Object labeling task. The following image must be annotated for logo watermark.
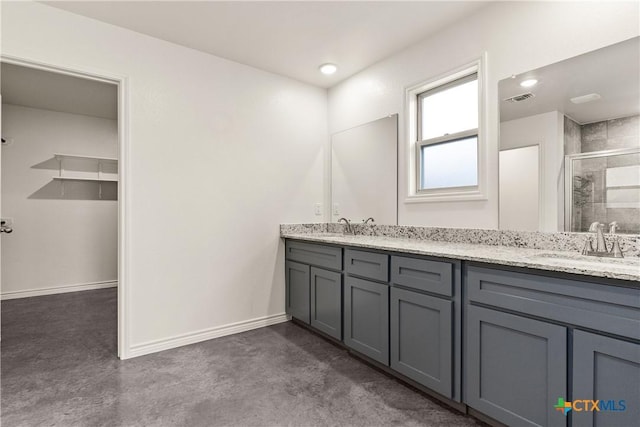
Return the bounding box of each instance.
[554,398,626,416]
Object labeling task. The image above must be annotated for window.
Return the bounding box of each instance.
[405,58,486,202]
[418,74,478,190]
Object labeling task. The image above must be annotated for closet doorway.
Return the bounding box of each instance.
[0,58,129,358]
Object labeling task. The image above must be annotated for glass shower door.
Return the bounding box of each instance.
[565,148,640,233]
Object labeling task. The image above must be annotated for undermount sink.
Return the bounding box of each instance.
[530,252,640,271]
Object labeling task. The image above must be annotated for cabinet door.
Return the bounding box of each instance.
[285,260,310,324]
[310,267,342,340]
[390,287,452,397]
[344,276,389,365]
[466,305,567,427]
[572,330,640,427]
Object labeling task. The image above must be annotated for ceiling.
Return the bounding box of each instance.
[500,37,640,124]
[1,62,118,119]
[42,1,490,88]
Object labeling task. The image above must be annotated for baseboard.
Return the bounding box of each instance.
[127,313,290,359]
[1,280,118,300]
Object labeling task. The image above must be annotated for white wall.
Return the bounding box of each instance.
[328,1,640,229]
[1,105,118,297]
[1,2,327,357]
[500,111,564,231]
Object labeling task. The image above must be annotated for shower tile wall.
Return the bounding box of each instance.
[564,116,581,155]
[582,115,639,153]
[566,115,640,233]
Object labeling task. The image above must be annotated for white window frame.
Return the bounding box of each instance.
[404,55,488,203]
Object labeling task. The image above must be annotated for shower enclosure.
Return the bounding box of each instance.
[565,147,640,233]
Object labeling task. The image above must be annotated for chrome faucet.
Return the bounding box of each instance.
[609,221,619,234]
[363,217,375,225]
[337,218,354,235]
[582,221,623,258]
[608,221,624,258]
[590,221,608,253]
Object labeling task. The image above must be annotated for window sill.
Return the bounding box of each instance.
[404,188,487,204]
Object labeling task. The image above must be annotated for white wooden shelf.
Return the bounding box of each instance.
[54,153,118,164]
[53,176,118,183]
[52,152,119,199]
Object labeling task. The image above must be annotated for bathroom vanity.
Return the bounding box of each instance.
[281,225,640,427]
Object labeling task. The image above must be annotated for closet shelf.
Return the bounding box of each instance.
[54,153,118,163]
[53,176,118,183]
[52,152,118,200]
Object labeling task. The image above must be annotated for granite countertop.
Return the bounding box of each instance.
[281,232,640,283]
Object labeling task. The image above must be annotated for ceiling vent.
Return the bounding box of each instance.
[570,93,601,104]
[503,93,535,103]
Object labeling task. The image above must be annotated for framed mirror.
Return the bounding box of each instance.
[331,114,398,225]
[499,37,640,234]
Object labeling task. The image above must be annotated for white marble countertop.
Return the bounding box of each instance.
[281,232,640,283]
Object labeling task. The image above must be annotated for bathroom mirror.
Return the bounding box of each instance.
[331,114,398,225]
[499,36,640,234]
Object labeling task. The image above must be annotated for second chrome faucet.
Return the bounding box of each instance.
[582,221,623,258]
[337,217,375,235]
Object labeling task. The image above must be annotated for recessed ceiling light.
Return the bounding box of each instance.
[570,93,601,104]
[319,63,337,75]
[520,79,538,88]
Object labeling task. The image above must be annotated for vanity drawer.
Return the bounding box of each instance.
[285,240,342,271]
[466,264,640,340]
[345,249,389,282]
[391,256,453,297]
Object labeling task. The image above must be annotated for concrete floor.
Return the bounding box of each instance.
[1,288,482,426]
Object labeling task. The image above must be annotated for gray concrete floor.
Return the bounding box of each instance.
[1,288,481,426]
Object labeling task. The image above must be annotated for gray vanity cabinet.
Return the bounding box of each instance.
[465,264,640,427]
[285,260,311,324]
[344,275,389,365]
[285,241,343,331]
[466,304,567,427]
[310,267,342,340]
[572,330,640,427]
[390,287,453,398]
[285,238,639,427]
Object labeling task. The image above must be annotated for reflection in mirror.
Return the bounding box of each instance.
[499,145,540,231]
[499,37,639,233]
[566,148,640,233]
[331,114,398,224]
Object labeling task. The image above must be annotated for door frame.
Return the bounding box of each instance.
[1,54,132,359]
